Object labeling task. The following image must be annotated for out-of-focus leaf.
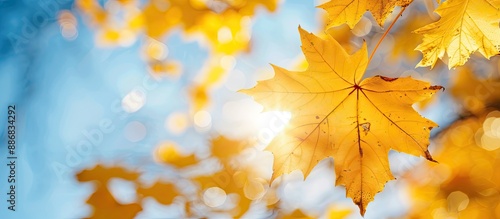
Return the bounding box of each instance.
[76,165,142,219]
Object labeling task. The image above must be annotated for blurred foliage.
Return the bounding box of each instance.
[76,136,350,218]
[405,59,500,218]
[404,110,500,218]
[75,0,279,112]
[450,63,500,115]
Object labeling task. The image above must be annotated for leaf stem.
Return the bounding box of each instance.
[367,7,407,65]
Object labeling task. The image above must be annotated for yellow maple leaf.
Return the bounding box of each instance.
[318,0,413,29]
[76,165,142,219]
[414,0,500,69]
[241,27,442,215]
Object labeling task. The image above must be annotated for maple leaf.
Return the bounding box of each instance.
[414,0,500,69]
[76,165,142,219]
[318,0,413,29]
[241,27,442,215]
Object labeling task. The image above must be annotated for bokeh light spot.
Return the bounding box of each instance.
[203,187,227,207]
[165,112,189,135]
[217,26,233,43]
[124,121,147,142]
[58,10,78,40]
[447,191,469,212]
[220,55,236,70]
[144,38,168,60]
[352,17,372,37]
[194,110,212,129]
[122,88,146,113]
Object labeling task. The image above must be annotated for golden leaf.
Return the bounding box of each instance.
[414,0,500,69]
[318,0,413,29]
[76,165,142,219]
[241,27,442,215]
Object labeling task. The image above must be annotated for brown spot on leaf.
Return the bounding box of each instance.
[360,122,371,135]
[378,75,398,82]
[426,85,445,91]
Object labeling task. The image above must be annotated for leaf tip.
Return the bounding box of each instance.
[297,25,307,34]
[424,150,438,163]
[356,201,366,216]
